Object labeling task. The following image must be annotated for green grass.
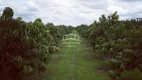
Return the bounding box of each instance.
[24,34,110,80]
[24,31,142,80]
[46,36,110,80]
[121,68,142,80]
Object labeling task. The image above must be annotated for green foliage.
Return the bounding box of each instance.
[2,7,14,19]
[16,17,22,21]
[23,65,33,75]
[0,7,69,80]
[109,70,116,79]
[76,11,142,79]
[45,23,73,45]
[75,24,89,37]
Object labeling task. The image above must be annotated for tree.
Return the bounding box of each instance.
[76,11,142,80]
[2,7,14,19]
[16,17,22,21]
[0,7,65,80]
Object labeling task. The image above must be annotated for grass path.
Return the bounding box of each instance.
[24,32,142,80]
[46,36,110,80]
[24,31,110,80]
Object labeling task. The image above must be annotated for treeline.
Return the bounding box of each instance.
[76,11,142,80]
[0,7,74,80]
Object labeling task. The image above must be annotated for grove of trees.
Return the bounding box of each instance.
[0,7,73,80]
[76,11,142,80]
[0,6,142,80]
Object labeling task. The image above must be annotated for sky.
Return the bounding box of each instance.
[0,0,142,26]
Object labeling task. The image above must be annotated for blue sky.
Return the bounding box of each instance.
[0,0,142,26]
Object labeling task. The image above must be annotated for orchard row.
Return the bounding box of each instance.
[75,11,142,80]
[0,7,74,80]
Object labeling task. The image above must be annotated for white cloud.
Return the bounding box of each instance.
[0,0,142,26]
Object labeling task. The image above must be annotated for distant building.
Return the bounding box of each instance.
[136,18,142,21]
